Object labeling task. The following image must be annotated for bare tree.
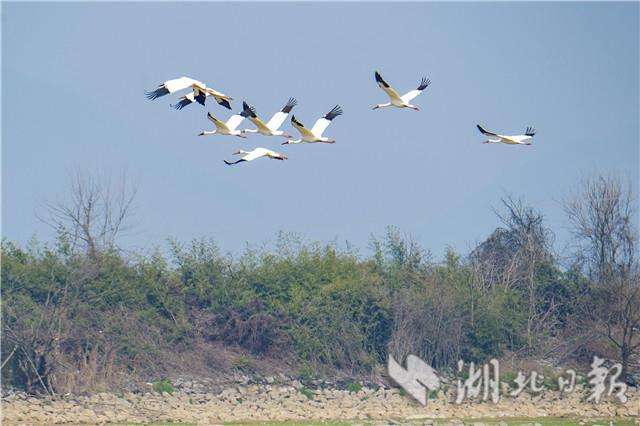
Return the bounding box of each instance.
[44,170,136,257]
[2,289,68,395]
[470,196,556,352]
[4,171,137,393]
[590,274,640,380]
[564,174,639,380]
[563,174,636,282]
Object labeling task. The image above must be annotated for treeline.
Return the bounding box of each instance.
[1,174,638,394]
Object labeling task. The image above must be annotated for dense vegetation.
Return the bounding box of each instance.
[2,175,638,395]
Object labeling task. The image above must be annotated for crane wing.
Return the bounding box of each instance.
[192,86,207,106]
[170,93,195,110]
[265,150,287,160]
[311,105,342,137]
[291,115,315,139]
[215,96,232,110]
[476,124,499,137]
[249,116,272,133]
[225,114,246,131]
[375,71,402,102]
[145,76,201,100]
[243,149,266,162]
[242,101,271,133]
[208,112,230,133]
[311,119,331,137]
[400,77,430,103]
[225,102,253,131]
[507,135,533,144]
[204,87,233,110]
[204,87,226,98]
[255,148,286,160]
[266,98,297,130]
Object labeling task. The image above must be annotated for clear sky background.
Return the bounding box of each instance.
[3,2,638,259]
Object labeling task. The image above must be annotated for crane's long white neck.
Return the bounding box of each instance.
[373,102,391,109]
[484,138,501,144]
[199,130,217,136]
[283,139,302,145]
[242,128,258,134]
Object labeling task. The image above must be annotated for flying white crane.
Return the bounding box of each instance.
[241,98,297,138]
[145,76,232,110]
[224,148,288,165]
[283,105,343,145]
[477,125,536,146]
[198,104,253,138]
[373,71,431,111]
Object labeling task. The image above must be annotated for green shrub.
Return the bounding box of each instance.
[232,356,254,372]
[346,382,362,393]
[542,367,560,391]
[152,378,174,395]
[299,387,314,400]
[297,365,315,384]
[501,370,517,388]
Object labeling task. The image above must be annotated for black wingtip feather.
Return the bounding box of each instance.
[218,98,232,110]
[417,77,431,91]
[240,101,256,118]
[281,97,297,113]
[195,91,207,106]
[144,87,169,100]
[170,99,191,110]
[243,101,257,118]
[324,105,343,121]
[525,127,536,136]
[225,159,245,165]
[291,115,305,128]
[477,124,490,135]
[375,71,389,88]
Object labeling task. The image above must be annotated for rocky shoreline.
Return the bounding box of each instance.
[1,376,639,425]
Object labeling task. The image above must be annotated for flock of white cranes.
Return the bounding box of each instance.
[145,72,536,166]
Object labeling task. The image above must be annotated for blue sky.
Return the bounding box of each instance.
[2,2,638,259]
